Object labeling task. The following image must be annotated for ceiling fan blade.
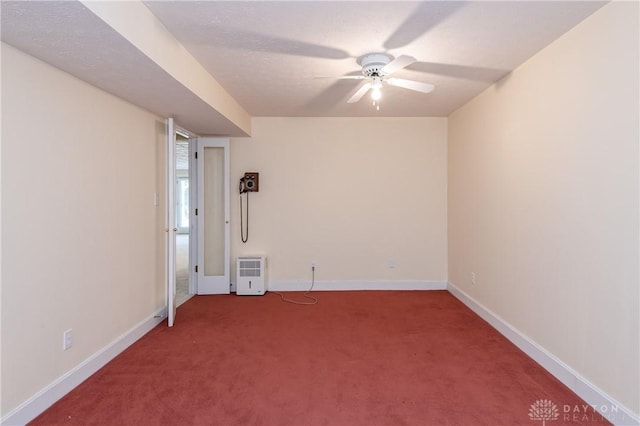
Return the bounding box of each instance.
[386,78,434,93]
[347,82,372,103]
[381,55,416,75]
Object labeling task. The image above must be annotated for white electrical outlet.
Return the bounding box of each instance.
[388,259,396,269]
[311,261,317,268]
[63,329,73,351]
[471,272,476,285]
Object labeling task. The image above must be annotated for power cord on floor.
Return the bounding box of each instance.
[270,266,318,305]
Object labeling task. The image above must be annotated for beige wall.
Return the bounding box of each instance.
[1,44,167,415]
[230,117,447,284]
[448,2,639,413]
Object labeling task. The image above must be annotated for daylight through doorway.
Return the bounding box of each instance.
[175,136,191,306]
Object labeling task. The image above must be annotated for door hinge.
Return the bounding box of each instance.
[195,208,198,216]
[195,265,198,273]
[195,151,198,159]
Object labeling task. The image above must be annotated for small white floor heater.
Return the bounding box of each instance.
[236,256,267,295]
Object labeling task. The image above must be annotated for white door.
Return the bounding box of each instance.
[196,137,230,294]
[166,118,177,326]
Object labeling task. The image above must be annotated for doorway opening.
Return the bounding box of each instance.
[175,133,192,306]
[167,123,229,326]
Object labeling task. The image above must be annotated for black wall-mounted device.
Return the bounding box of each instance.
[239,172,259,243]
[239,172,259,194]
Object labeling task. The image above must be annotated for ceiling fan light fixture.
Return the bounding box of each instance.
[371,76,383,101]
[371,87,382,101]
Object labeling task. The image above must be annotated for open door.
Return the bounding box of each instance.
[166,118,177,326]
[196,137,230,294]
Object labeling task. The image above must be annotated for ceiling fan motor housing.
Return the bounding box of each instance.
[360,53,392,77]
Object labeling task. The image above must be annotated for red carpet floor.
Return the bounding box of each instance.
[31,291,610,425]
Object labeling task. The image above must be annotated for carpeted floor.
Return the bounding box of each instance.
[30,291,610,425]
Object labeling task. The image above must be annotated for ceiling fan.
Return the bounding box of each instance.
[329,53,435,108]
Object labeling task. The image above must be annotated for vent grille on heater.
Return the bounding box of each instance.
[239,259,261,277]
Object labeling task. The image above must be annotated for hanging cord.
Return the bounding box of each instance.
[240,191,249,243]
[271,266,318,305]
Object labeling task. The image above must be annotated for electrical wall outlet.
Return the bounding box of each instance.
[388,259,396,269]
[311,261,317,269]
[471,272,476,285]
[63,329,73,351]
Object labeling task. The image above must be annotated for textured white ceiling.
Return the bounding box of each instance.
[144,1,606,117]
[1,1,606,130]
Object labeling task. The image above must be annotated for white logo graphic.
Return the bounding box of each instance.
[529,399,559,425]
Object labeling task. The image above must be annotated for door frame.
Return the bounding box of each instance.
[166,129,231,316]
[166,118,177,327]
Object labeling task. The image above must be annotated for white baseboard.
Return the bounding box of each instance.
[1,307,167,426]
[447,281,639,426]
[268,279,447,292]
